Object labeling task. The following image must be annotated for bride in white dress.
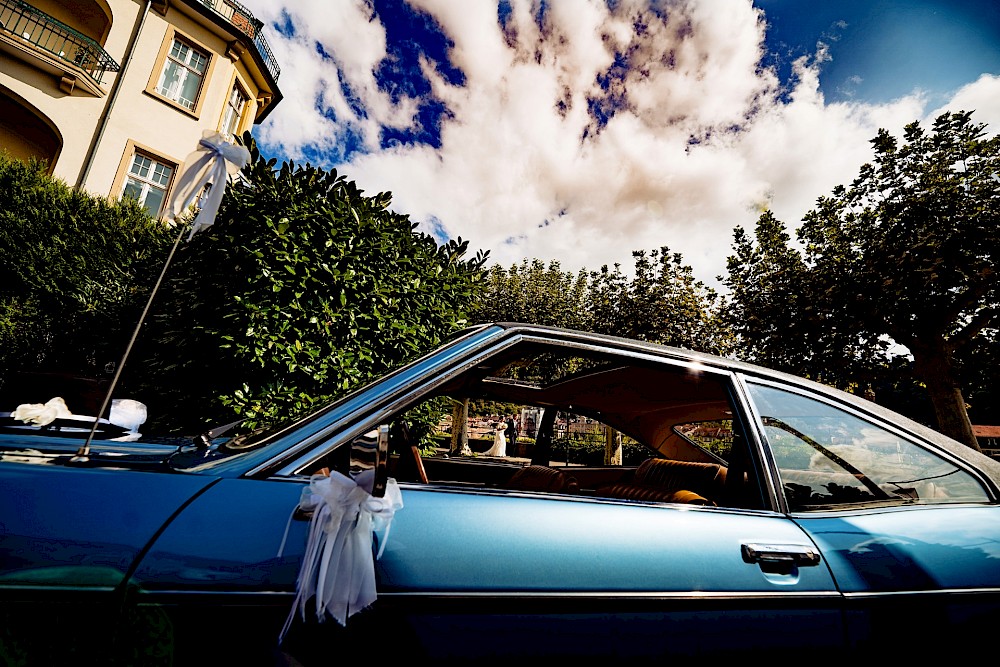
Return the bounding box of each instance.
[484,421,506,457]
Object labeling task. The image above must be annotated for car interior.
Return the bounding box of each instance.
[313,341,770,511]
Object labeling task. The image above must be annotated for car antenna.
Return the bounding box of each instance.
[71,224,187,463]
[71,133,250,463]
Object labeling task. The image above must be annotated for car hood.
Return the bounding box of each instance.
[0,433,182,471]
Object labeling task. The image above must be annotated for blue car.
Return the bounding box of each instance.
[2,323,999,665]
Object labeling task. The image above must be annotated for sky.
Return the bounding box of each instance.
[243,0,1000,290]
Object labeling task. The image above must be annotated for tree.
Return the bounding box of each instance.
[0,154,172,403]
[725,111,999,450]
[723,211,892,391]
[956,330,1000,428]
[472,248,732,356]
[472,259,590,328]
[132,133,489,432]
[590,247,732,355]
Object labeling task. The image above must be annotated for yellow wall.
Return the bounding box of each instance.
[30,0,113,44]
[0,0,277,212]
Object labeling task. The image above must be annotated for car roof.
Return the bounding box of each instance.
[482,323,1000,484]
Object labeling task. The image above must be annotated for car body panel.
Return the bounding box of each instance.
[3,322,1000,664]
[0,461,214,589]
[795,505,1000,652]
[130,477,304,592]
[796,505,1000,592]
[0,459,218,665]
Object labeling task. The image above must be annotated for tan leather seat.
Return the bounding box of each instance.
[597,458,727,505]
[505,465,578,493]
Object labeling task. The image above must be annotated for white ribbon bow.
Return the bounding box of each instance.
[168,130,251,240]
[279,470,403,641]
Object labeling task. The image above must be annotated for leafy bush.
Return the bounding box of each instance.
[0,154,172,401]
[134,133,489,432]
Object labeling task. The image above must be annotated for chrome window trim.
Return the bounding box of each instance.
[730,372,786,513]
[133,588,844,601]
[842,587,1000,598]
[265,331,741,479]
[787,501,996,519]
[131,583,1000,600]
[378,590,844,600]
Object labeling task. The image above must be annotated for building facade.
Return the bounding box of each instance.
[0,0,282,217]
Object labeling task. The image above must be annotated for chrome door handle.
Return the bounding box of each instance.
[741,543,821,567]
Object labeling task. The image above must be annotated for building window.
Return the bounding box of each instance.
[155,38,208,110]
[122,152,174,217]
[221,83,248,139]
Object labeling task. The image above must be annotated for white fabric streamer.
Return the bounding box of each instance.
[11,397,71,426]
[167,130,250,240]
[279,470,403,642]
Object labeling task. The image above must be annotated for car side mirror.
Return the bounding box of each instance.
[349,424,389,498]
[294,424,390,519]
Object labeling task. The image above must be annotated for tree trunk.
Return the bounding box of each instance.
[604,425,622,465]
[910,338,981,452]
[449,398,471,456]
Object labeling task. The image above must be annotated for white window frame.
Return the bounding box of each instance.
[122,151,174,217]
[221,82,249,140]
[155,37,209,111]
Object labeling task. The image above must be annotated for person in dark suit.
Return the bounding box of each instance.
[505,415,518,456]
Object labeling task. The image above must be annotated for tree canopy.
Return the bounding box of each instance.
[472,248,732,356]
[473,258,590,330]
[724,111,1000,450]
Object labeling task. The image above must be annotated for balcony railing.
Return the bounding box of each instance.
[199,0,280,82]
[0,0,120,83]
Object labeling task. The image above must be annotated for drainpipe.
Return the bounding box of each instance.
[76,0,152,190]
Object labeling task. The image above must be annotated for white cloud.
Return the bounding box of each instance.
[248,0,998,289]
[929,74,1000,133]
[251,0,421,159]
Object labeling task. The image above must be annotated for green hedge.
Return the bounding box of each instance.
[0,154,172,403]
[132,133,489,432]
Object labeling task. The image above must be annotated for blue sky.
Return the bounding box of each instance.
[759,0,1000,103]
[246,0,1000,287]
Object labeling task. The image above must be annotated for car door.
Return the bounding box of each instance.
[742,378,1000,658]
[134,474,846,664]
[366,484,846,660]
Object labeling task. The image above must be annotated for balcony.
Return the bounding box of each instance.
[198,0,280,82]
[0,0,119,87]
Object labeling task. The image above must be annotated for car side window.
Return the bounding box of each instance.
[344,341,770,510]
[745,382,989,511]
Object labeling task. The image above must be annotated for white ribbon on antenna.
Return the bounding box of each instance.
[167,130,250,240]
